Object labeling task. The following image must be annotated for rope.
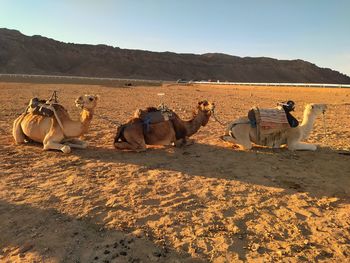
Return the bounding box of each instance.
[322,112,327,139]
[96,114,122,127]
[211,110,228,127]
[212,110,252,129]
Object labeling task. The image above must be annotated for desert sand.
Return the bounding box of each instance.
[0,82,349,263]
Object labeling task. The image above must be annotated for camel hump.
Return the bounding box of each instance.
[27,97,55,117]
[134,106,174,124]
[52,104,67,113]
[145,107,159,112]
[133,107,158,119]
[26,96,69,120]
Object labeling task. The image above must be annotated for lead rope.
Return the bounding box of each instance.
[212,109,227,126]
[322,112,327,139]
[96,114,122,127]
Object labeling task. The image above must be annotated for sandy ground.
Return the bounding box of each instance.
[0,82,349,263]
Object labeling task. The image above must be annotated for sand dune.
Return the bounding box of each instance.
[0,82,349,262]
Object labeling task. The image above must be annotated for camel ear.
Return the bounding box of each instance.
[95,95,100,101]
[198,101,203,105]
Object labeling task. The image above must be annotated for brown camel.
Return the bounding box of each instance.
[114,100,215,151]
[13,94,98,153]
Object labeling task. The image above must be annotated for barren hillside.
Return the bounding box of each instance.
[1,28,350,83]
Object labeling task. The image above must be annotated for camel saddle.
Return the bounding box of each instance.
[248,107,292,147]
[135,104,175,131]
[26,97,56,117]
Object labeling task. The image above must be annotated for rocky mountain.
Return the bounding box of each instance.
[1,28,349,83]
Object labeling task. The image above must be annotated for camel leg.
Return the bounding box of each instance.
[114,127,146,152]
[12,114,26,144]
[63,143,87,149]
[43,125,71,153]
[174,139,185,147]
[114,141,146,152]
[43,141,71,153]
[174,137,194,147]
[288,142,317,151]
[220,134,252,150]
[220,135,236,143]
[63,138,88,149]
[237,141,252,150]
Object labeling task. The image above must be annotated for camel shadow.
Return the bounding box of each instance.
[75,142,350,203]
[0,200,200,262]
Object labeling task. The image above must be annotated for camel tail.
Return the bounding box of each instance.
[12,113,26,144]
[114,124,126,146]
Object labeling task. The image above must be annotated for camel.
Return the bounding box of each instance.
[12,94,98,153]
[221,103,327,151]
[114,100,215,152]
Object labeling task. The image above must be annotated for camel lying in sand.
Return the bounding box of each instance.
[114,100,215,152]
[221,103,327,151]
[13,95,98,153]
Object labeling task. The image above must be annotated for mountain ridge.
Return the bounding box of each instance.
[1,28,349,83]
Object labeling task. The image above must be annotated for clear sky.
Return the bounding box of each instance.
[1,0,349,76]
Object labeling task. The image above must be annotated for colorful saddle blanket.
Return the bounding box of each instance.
[248,107,291,147]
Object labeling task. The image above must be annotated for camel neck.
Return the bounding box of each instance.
[184,111,208,137]
[80,109,94,132]
[300,109,317,139]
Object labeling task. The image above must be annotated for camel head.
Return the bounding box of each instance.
[195,100,215,126]
[197,100,215,112]
[305,103,327,115]
[75,94,99,110]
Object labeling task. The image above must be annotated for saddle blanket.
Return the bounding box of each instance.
[247,107,290,146]
[259,108,288,123]
[258,108,289,130]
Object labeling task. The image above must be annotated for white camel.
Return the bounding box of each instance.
[221,103,327,151]
[13,94,98,153]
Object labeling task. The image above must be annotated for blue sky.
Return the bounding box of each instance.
[1,0,350,76]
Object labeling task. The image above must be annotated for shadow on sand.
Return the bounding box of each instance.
[0,200,200,262]
[74,142,350,203]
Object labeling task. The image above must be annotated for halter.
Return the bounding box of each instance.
[75,100,85,109]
